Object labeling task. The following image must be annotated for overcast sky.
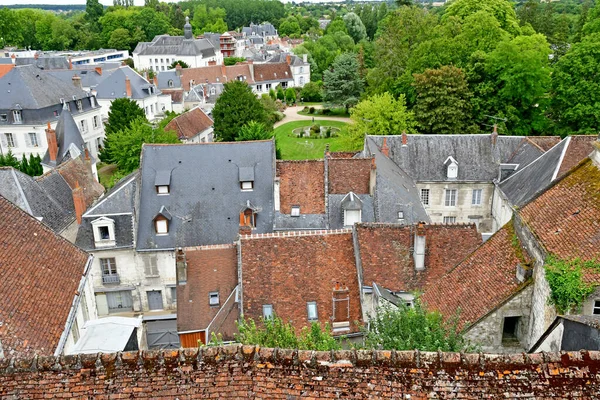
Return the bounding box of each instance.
[0,0,172,5]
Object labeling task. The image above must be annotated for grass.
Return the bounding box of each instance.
[274,120,352,160]
[97,162,119,188]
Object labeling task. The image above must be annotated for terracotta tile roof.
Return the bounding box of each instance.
[181,64,254,91]
[356,223,482,292]
[527,136,561,151]
[240,231,362,334]
[328,158,372,195]
[253,63,293,82]
[0,64,14,79]
[51,157,104,209]
[160,88,183,103]
[557,135,598,177]
[276,160,325,214]
[177,245,238,340]
[520,158,600,261]
[0,195,89,358]
[422,224,531,329]
[164,107,213,140]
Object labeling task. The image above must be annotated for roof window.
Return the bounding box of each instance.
[239,166,255,191]
[154,206,172,235]
[341,192,362,227]
[444,156,458,180]
[91,217,116,248]
[307,301,318,321]
[155,170,171,195]
[291,205,300,217]
[209,291,220,306]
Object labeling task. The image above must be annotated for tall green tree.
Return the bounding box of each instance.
[279,16,301,37]
[444,0,521,35]
[85,0,104,25]
[343,12,367,43]
[323,52,364,112]
[346,92,415,150]
[551,33,600,134]
[212,80,271,142]
[105,98,147,135]
[413,66,477,135]
[236,121,272,142]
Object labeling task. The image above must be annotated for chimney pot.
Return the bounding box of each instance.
[45,123,58,163]
[286,54,291,65]
[68,57,72,69]
[72,74,81,89]
[125,76,132,98]
[491,124,498,146]
[95,66,102,76]
[402,131,408,147]
[381,137,389,157]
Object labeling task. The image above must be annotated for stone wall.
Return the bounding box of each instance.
[2,346,600,398]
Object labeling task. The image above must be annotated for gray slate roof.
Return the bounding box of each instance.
[365,137,430,224]
[94,67,157,100]
[42,108,87,168]
[15,57,70,70]
[75,172,138,251]
[242,23,277,37]
[273,213,327,230]
[367,135,527,182]
[0,65,89,110]
[329,194,375,229]
[133,35,217,58]
[266,53,309,66]
[156,70,181,90]
[0,167,75,233]
[136,141,275,250]
[498,139,568,208]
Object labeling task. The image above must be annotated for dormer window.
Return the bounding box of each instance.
[241,181,253,190]
[91,217,116,248]
[341,192,362,227]
[444,156,458,179]
[90,97,96,107]
[12,110,22,123]
[76,100,83,112]
[291,205,300,217]
[154,206,172,235]
[239,166,254,191]
[240,201,258,229]
[168,79,174,88]
[155,170,171,195]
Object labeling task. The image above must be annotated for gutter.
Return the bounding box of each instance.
[54,254,93,356]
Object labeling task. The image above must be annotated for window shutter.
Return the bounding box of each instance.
[25,133,31,147]
[11,134,17,148]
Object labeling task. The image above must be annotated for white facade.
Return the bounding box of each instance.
[134,53,222,73]
[96,93,173,123]
[0,106,105,160]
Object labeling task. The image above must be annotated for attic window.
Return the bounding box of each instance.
[76,100,83,112]
[291,206,300,217]
[240,208,256,228]
[155,216,169,234]
[397,211,405,223]
[157,185,169,194]
[444,156,458,179]
[241,181,253,190]
[168,79,173,88]
[209,291,220,306]
[0,114,6,122]
[155,170,171,195]
[341,192,362,227]
[307,301,318,321]
[91,217,116,248]
[263,304,273,319]
[239,166,254,191]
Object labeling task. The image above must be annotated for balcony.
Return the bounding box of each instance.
[102,273,120,284]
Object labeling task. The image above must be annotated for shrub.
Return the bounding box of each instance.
[322,108,331,115]
[303,106,309,112]
[309,106,315,114]
[326,127,332,138]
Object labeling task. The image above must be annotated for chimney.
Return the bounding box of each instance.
[95,66,102,76]
[45,122,58,163]
[84,147,90,161]
[68,57,72,69]
[72,74,81,89]
[175,63,183,77]
[413,222,426,272]
[303,53,308,63]
[125,76,131,98]
[208,60,216,66]
[176,248,187,285]
[401,131,408,147]
[34,52,39,60]
[153,75,158,86]
[221,64,227,78]
[381,137,389,157]
[369,157,376,196]
[286,54,291,65]
[247,59,253,64]
[72,181,86,225]
[491,124,498,146]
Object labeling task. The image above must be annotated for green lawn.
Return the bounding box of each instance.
[274,120,352,160]
[97,162,119,188]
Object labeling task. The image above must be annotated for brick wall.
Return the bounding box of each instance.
[276,160,325,214]
[328,158,372,195]
[2,346,600,398]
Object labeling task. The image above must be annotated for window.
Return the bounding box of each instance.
[281,82,288,88]
[241,181,253,191]
[209,291,220,306]
[90,97,96,108]
[168,79,174,88]
[100,258,117,275]
[502,316,520,344]
[300,66,304,73]
[93,115,99,129]
[472,189,482,206]
[291,206,300,217]
[155,217,169,235]
[160,58,163,63]
[157,185,170,195]
[171,287,177,304]
[76,100,83,112]
[210,87,216,95]
[263,304,273,319]
[107,290,133,312]
[80,119,87,133]
[307,302,318,321]
[92,217,116,247]
[241,208,256,228]
[0,114,6,122]
[150,104,154,114]
[594,300,600,315]
[155,58,158,63]
[5,133,15,148]
[65,103,70,111]
[144,255,159,277]
[397,211,404,222]
[96,137,103,150]
[299,76,304,85]
[99,226,110,240]
[445,189,457,207]
[420,189,430,206]
[12,110,21,123]
[266,83,271,90]
[443,216,456,224]
[343,209,361,227]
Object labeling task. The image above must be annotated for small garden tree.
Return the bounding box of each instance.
[169,59,189,69]
[236,121,272,141]
[285,87,296,104]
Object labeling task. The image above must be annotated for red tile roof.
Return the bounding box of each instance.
[181,64,254,91]
[160,89,183,103]
[50,157,104,209]
[240,230,362,334]
[527,136,561,151]
[422,224,531,329]
[164,107,213,140]
[557,135,598,177]
[0,195,89,357]
[276,160,325,214]
[520,158,600,261]
[253,63,293,82]
[0,64,14,79]
[328,158,372,195]
[356,223,482,292]
[177,245,238,340]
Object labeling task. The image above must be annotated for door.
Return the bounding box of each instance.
[147,290,164,310]
[146,319,180,349]
[106,290,133,313]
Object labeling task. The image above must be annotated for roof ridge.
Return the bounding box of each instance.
[500,138,567,185]
[240,229,352,240]
[184,243,236,251]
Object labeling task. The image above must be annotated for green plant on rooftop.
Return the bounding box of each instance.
[545,256,600,314]
[363,298,473,352]
[236,316,341,351]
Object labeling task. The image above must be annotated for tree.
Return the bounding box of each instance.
[413,66,477,135]
[323,52,364,112]
[551,33,600,134]
[102,118,179,173]
[276,85,285,101]
[346,93,415,150]
[102,98,147,162]
[236,121,272,141]
[343,12,367,43]
[85,0,104,25]
[223,57,246,66]
[444,0,521,35]
[325,18,348,35]
[212,80,271,142]
[279,16,301,37]
[285,87,296,104]
[299,81,322,102]
[107,28,131,50]
[169,60,189,69]
[364,300,470,352]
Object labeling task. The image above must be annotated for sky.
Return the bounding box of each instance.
[0,0,169,5]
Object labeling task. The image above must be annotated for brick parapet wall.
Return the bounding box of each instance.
[1,346,600,398]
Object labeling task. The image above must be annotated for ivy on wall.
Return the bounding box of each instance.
[545,256,600,314]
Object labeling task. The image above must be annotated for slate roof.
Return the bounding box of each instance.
[42,108,87,168]
[422,224,531,330]
[136,141,275,250]
[0,195,90,358]
[94,67,157,100]
[164,107,213,140]
[355,223,482,293]
[75,172,138,251]
[156,70,181,89]
[133,35,217,58]
[0,65,89,110]
[47,67,116,90]
[240,230,363,334]
[519,157,600,261]
[15,57,69,70]
[266,53,309,66]
[329,194,375,229]
[242,23,277,38]
[177,245,239,340]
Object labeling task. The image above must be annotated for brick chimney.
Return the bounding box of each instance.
[221,64,227,79]
[34,52,39,60]
[45,122,57,163]
[381,137,389,157]
[68,57,72,70]
[491,124,498,146]
[72,181,86,224]
[208,60,216,66]
[175,63,182,77]
[95,66,102,76]
[413,222,426,272]
[153,75,158,86]
[125,76,131,98]
[402,131,408,147]
[286,54,291,65]
[72,74,81,89]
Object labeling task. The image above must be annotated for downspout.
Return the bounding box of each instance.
[54,254,93,356]
[237,240,243,318]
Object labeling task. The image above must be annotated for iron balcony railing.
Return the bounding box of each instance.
[102,273,120,284]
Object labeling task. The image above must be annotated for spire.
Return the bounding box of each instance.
[184,16,193,40]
